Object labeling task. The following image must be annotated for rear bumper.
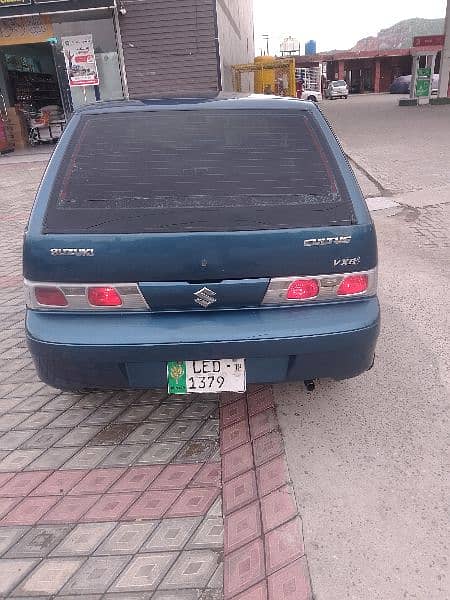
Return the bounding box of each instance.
[26,298,380,390]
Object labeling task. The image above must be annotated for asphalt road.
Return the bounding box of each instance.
[276,94,450,600]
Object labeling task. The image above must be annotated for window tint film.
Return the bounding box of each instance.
[44,109,354,233]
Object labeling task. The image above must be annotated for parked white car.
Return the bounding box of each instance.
[325,80,349,99]
[301,89,323,103]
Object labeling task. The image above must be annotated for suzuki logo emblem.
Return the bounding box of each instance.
[194,287,217,308]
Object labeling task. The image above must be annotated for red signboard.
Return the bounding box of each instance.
[413,35,445,48]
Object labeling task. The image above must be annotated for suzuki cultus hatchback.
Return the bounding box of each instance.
[23,94,379,394]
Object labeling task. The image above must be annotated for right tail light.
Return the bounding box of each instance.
[262,268,377,305]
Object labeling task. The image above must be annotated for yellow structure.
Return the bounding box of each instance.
[232,57,296,96]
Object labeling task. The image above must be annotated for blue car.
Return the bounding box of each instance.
[23,94,379,394]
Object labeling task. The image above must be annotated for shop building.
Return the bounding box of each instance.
[0,0,254,149]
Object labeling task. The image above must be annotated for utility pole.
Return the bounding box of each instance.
[438,0,450,97]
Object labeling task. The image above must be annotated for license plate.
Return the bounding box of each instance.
[167,359,246,394]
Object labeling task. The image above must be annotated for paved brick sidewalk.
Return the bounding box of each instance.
[0,158,312,599]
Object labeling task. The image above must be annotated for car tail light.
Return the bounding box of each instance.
[262,268,377,305]
[24,281,148,311]
[34,286,68,307]
[286,279,319,300]
[337,275,369,296]
[87,286,123,307]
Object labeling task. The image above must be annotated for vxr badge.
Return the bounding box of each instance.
[194,287,217,308]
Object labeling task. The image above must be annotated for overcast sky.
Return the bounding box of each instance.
[253,0,448,55]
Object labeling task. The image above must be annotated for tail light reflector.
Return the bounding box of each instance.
[34,286,68,307]
[337,275,369,296]
[87,286,123,307]
[286,279,319,300]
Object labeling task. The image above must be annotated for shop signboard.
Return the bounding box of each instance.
[0,0,31,6]
[62,34,99,87]
[413,35,445,48]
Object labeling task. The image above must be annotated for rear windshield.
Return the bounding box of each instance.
[43,109,354,233]
[333,81,346,86]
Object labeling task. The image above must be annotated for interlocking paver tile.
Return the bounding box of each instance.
[266,557,312,600]
[30,469,87,496]
[160,549,219,590]
[83,406,126,426]
[0,496,21,519]
[0,471,51,497]
[15,411,62,430]
[0,558,38,595]
[88,424,136,446]
[115,405,158,423]
[149,402,188,421]
[233,581,268,600]
[6,382,49,398]
[40,494,100,524]
[5,524,73,558]
[190,463,221,488]
[166,488,219,518]
[62,555,130,594]
[200,590,222,599]
[137,442,184,465]
[249,409,278,441]
[0,526,28,555]
[95,521,158,555]
[223,471,258,515]
[207,496,223,518]
[152,591,201,600]
[82,492,140,522]
[50,408,94,428]
[0,412,29,430]
[224,502,261,554]
[151,464,201,489]
[110,465,163,493]
[0,471,15,487]
[221,421,250,453]
[74,391,112,409]
[124,490,181,520]
[0,449,44,472]
[260,486,298,534]
[256,456,290,497]
[264,518,304,575]
[100,444,147,467]
[207,562,223,588]
[63,446,114,470]
[103,594,152,600]
[1,496,59,526]
[181,402,217,420]
[25,447,78,471]
[222,443,253,482]
[223,538,265,599]
[40,395,79,411]
[69,468,126,495]
[194,419,220,440]
[246,388,275,417]
[220,398,247,428]
[187,517,223,550]
[124,422,170,445]
[13,397,52,412]
[142,517,201,552]
[21,428,68,450]
[54,426,102,448]
[252,431,284,468]
[111,552,177,592]
[160,419,203,441]
[51,522,115,556]
[0,398,23,414]
[174,440,217,463]
[132,389,167,403]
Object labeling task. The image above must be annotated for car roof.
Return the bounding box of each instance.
[73,92,316,115]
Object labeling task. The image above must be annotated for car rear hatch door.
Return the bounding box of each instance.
[27,105,376,310]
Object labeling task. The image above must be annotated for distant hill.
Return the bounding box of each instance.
[352,18,445,51]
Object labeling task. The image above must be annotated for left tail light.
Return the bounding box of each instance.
[24,281,149,311]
